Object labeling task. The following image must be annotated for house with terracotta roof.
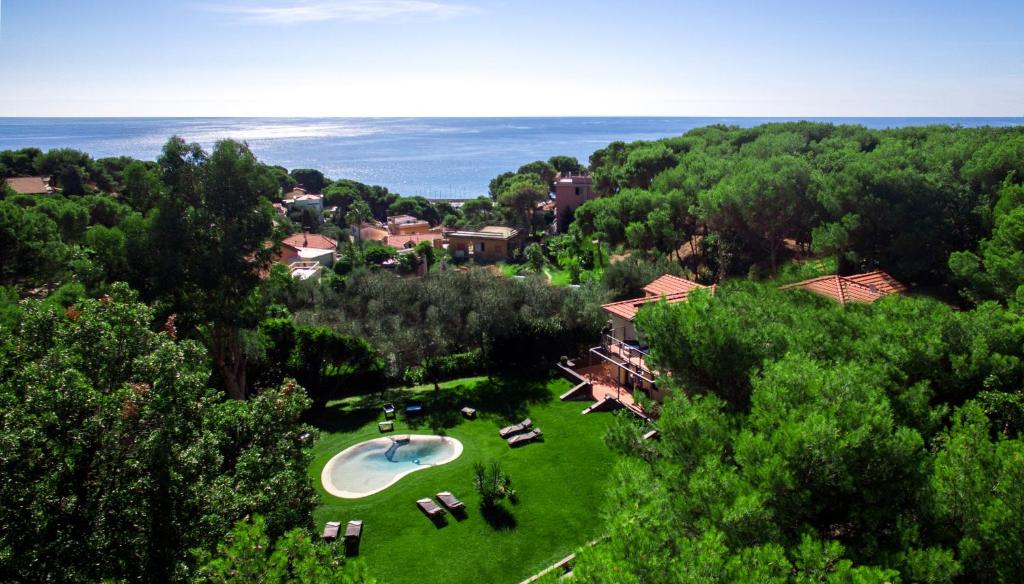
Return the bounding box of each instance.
[274,232,338,271]
[448,226,521,262]
[4,176,54,195]
[602,274,714,343]
[560,274,714,415]
[780,271,906,304]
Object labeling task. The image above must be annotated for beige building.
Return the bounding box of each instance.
[447,226,522,262]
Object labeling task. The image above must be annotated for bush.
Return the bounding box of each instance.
[473,460,514,508]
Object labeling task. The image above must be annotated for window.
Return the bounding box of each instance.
[575,187,581,196]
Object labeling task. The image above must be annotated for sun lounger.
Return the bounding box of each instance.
[322,521,341,541]
[417,498,445,517]
[345,520,363,541]
[498,418,532,438]
[436,491,465,511]
[507,428,542,447]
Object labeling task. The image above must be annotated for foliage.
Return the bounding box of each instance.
[0,285,318,582]
[576,281,1024,582]
[473,460,514,508]
[388,195,441,226]
[290,168,327,193]
[294,268,605,380]
[195,515,372,584]
[524,242,546,273]
[578,123,1024,282]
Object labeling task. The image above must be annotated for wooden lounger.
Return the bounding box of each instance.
[436,491,465,511]
[507,428,542,447]
[417,498,445,517]
[322,521,341,541]
[498,418,532,438]
[345,520,363,540]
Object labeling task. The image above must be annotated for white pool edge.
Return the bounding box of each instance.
[321,434,464,499]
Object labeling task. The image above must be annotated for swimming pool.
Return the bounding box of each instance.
[321,435,464,498]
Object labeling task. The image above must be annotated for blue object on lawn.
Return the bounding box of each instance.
[406,404,423,414]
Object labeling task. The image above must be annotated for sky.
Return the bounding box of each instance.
[0,0,1021,117]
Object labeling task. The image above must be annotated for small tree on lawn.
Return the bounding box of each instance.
[473,460,514,508]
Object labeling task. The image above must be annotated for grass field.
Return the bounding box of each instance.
[306,377,618,584]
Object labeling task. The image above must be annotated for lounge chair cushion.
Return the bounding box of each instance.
[322,521,341,540]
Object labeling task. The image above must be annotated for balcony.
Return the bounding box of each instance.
[589,334,656,384]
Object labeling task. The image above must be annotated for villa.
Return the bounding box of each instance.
[447,226,522,262]
[275,232,338,278]
[561,274,714,417]
[780,271,906,304]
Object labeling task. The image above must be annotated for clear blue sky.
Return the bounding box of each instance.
[0,0,1021,116]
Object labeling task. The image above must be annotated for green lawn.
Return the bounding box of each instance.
[306,377,618,584]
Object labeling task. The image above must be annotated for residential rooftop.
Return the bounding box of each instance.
[780,271,906,304]
[281,232,337,251]
[448,226,519,240]
[602,275,713,321]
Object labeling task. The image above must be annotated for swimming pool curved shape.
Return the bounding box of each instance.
[321,435,464,499]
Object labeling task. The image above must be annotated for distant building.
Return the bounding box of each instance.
[4,176,54,195]
[385,232,445,253]
[448,226,522,262]
[352,220,389,243]
[282,187,324,221]
[779,271,906,304]
[553,173,595,232]
[274,232,338,270]
[387,215,431,235]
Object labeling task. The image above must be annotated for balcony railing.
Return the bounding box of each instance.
[591,334,656,384]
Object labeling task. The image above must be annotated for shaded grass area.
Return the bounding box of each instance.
[307,377,618,584]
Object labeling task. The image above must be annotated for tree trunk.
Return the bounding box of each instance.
[211,323,247,400]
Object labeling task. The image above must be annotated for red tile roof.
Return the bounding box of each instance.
[780,271,906,304]
[281,232,337,251]
[643,274,704,297]
[603,275,713,321]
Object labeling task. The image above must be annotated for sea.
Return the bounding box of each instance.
[1,117,1021,199]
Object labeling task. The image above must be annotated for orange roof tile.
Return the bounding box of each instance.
[780,271,906,304]
[643,274,703,297]
[603,275,713,321]
[281,232,337,251]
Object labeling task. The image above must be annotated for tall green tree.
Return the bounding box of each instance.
[0,285,318,582]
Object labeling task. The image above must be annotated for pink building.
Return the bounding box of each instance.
[553,173,595,232]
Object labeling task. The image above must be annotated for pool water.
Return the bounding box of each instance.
[322,435,464,498]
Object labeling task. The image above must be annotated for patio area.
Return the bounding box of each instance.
[572,363,646,417]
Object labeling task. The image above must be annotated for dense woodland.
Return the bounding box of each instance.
[2,122,1024,582]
